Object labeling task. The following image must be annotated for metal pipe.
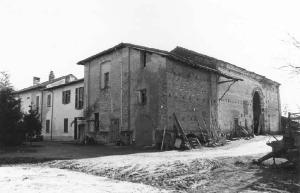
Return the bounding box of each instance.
[40,90,43,125]
[120,49,123,129]
[128,48,131,139]
[50,90,54,140]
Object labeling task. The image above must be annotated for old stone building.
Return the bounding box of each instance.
[78,43,281,146]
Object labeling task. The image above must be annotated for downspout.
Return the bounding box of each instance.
[50,90,54,140]
[128,48,131,140]
[277,85,282,133]
[40,90,43,127]
[120,50,123,130]
[209,72,212,130]
[86,62,90,137]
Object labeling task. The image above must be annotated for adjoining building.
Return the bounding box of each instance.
[15,72,84,141]
[78,43,281,146]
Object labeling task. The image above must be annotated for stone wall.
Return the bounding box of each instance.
[84,48,124,143]
[84,47,167,145]
[165,58,218,135]
[128,48,167,146]
[217,62,281,134]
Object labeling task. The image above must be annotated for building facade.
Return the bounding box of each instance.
[16,43,281,145]
[78,43,281,146]
[15,72,85,141]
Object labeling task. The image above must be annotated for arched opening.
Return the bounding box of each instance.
[253,91,262,135]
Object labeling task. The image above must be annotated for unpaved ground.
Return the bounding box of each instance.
[0,166,167,193]
[0,136,299,193]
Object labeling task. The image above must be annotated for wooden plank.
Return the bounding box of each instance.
[173,113,192,149]
[161,126,167,151]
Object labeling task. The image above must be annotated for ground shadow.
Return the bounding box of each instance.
[241,164,300,193]
[0,141,158,165]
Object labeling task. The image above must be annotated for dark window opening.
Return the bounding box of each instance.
[104,72,109,88]
[46,120,50,133]
[140,51,147,68]
[62,90,71,104]
[138,89,147,105]
[75,87,84,109]
[94,113,99,131]
[234,118,239,130]
[36,96,39,111]
[64,118,68,133]
[47,94,51,107]
[253,91,262,135]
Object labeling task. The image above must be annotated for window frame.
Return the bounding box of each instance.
[62,90,71,104]
[75,87,84,109]
[64,118,68,133]
[36,95,40,111]
[140,51,147,68]
[103,72,110,89]
[137,89,147,105]
[46,120,50,133]
[47,94,51,107]
[94,113,99,131]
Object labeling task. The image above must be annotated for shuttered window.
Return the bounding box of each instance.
[75,87,84,109]
[47,94,51,107]
[46,120,50,133]
[64,118,68,133]
[36,95,40,110]
[62,90,71,104]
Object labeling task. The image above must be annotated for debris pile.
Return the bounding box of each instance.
[227,124,254,140]
[159,113,227,150]
[254,112,300,166]
[49,158,222,192]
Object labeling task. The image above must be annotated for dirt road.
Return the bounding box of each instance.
[0,136,299,192]
[0,166,167,193]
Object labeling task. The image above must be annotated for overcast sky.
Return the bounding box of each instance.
[1,0,300,113]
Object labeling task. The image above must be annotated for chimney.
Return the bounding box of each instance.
[33,77,40,85]
[49,71,55,81]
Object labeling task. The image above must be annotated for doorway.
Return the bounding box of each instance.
[78,124,85,141]
[110,118,120,142]
[253,91,262,135]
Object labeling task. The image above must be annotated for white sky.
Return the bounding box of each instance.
[1,0,300,113]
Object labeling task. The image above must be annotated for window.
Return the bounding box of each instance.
[64,118,68,133]
[137,89,147,105]
[104,72,109,88]
[47,94,51,107]
[94,113,99,131]
[75,87,84,109]
[46,120,50,133]
[140,51,147,68]
[62,90,71,104]
[100,62,111,89]
[36,96,39,110]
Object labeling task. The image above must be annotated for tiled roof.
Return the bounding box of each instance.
[170,46,218,70]
[43,78,84,90]
[14,74,75,94]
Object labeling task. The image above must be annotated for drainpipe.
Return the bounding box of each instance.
[40,90,44,129]
[277,86,282,133]
[50,90,54,140]
[120,50,123,129]
[85,62,90,137]
[128,48,131,140]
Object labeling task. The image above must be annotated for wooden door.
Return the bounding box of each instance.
[110,118,120,142]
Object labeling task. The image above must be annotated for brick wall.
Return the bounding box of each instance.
[217,62,281,134]
[165,59,218,135]
[84,47,167,145]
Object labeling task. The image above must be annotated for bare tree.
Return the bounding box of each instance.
[280,33,300,74]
